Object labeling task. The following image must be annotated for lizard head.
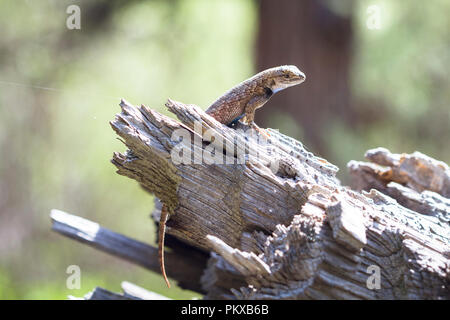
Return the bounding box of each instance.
[271,65,306,93]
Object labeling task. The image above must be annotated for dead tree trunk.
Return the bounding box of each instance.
[52,99,449,300]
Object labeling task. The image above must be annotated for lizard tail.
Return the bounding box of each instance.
[159,204,171,288]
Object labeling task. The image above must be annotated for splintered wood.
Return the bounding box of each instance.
[108,100,449,299]
[52,99,449,300]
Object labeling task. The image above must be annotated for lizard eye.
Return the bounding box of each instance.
[284,74,290,78]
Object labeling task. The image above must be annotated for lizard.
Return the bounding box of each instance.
[205,65,305,133]
[158,65,305,288]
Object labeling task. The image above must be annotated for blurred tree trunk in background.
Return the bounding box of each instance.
[256,0,354,155]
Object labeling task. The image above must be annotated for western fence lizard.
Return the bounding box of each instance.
[205,65,305,132]
[158,65,305,288]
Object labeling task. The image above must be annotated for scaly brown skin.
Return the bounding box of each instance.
[158,66,305,288]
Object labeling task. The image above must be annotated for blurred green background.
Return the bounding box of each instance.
[0,0,448,299]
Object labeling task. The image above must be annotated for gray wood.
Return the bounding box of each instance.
[52,98,449,300]
[348,147,450,223]
[82,287,132,300]
[121,281,171,300]
[78,282,170,300]
[50,209,205,292]
[106,99,450,299]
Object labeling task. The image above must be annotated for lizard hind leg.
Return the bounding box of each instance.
[159,204,171,288]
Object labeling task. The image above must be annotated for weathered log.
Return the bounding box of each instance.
[105,99,449,299]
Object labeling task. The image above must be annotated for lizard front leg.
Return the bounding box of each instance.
[244,95,270,138]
